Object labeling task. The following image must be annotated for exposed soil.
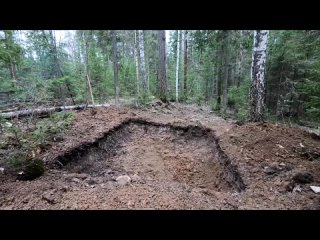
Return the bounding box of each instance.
[0,103,320,209]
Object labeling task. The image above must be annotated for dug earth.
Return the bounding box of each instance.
[0,104,319,209]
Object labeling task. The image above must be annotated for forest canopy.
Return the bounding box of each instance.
[0,30,319,124]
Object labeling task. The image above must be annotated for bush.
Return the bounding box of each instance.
[228,78,250,121]
[31,112,75,146]
[210,99,220,112]
[8,153,44,180]
[137,91,154,107]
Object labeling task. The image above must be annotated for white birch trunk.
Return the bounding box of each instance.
[86,74,95,106]
[236,30,244,87]
[111,30,119,106]
[138,30,147,90]
[158,30,167,102]
[175,30,180,102]
[249,30,269,122]
[134,31,140,95]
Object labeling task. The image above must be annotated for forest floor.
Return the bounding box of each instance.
[1,103,320,209]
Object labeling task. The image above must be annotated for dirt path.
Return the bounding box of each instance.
[0,103,319,209]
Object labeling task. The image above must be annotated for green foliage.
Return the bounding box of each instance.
[31,112,75,146]
[189,94,205,106]
[0,76,13,91]
[8,153,28,169]
[228,78,250,121]
[8,153,44,180]
[137,91,155,106]
[267,30,320,121]
[8,126,23,147]
[0,118,21,149]
[297,79,320,118]
[1,29,320,125]
[0,30,22,64]
[210,99,220,112]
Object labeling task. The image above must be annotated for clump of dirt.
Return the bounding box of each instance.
[56,119,245,193]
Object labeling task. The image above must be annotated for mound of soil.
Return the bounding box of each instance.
[0,104,319,209]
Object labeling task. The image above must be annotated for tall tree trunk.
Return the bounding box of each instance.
[222,31,229,114]
[45,30,75,105]
[211,64,215,100]
[175,30,180,102]
[48,30,64,79]
[213,49,219,99]
[111,30,119,106]
[158,30,167,102]
[83,31,94,105]
[4,31,18,88]
[183,30,188,97]
[216,34,223,109]
[9,63,17,88]
[86,74,95,106]
[236,30,244,87]
[249,30,269,122]
[134,31,140,95]
[138,30,147,91]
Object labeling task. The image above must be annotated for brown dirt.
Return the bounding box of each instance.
[0,103,320,209]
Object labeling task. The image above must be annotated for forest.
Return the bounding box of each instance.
[0,30,319,210]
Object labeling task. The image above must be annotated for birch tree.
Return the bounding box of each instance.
[138,30,147,91]
[235,30,244,87]
[249,30,269,122]
[183,30,188,97]
[82,31,95,105]
[175,30,180,102]
[158,30,167,102]
[134,31,140,95]
[111,30,119,106]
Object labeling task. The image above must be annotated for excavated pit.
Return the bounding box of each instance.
[55,119,245,192]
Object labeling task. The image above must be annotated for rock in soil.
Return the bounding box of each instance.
[131,174,141,183]
[71,178,81,183]
[116,175,131,186]
[263,166,278,175]
[293,185,302,193]
[42,191,57,204]
[310,186,320,193]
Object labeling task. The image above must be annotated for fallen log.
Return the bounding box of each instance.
[0,104,110,119]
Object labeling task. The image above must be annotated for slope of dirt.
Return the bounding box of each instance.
[0,103,320,209]
[220,122,320,209]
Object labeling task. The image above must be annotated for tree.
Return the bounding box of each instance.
[175,30,180,102]
[235,30,244,87]
[249,30,269,122]
[183,30,188,97]
[0,30,21,88]
[138,30,147,91]
[1,29,319,124]
[134,31,140,95]
[111,30,119,106]
[222,30,229,114]
[158,30,167,102]
[82,31,95,105]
